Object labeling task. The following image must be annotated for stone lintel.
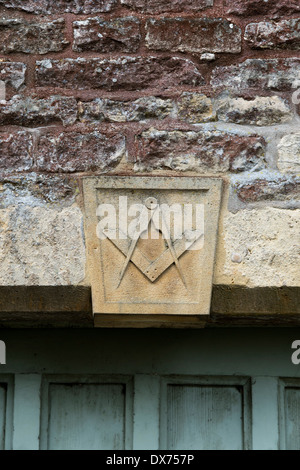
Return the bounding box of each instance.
[0,286,93,328]
[0,285,299,327]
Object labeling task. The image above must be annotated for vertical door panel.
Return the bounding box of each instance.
[13,375,42,450]
[162,379,251,450]
[284,387,300,450]
[251,377,279,450]
[46,382,127,450]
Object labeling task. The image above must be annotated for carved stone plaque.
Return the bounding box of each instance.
[83,177,222,325]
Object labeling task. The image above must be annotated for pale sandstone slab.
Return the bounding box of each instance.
[0,205,86,286]
[277,133,300,173]
[215,207,300,288]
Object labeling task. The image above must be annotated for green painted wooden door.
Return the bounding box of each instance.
[0,328,300,450]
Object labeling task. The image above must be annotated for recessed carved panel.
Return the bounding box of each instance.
[83,177,222,324]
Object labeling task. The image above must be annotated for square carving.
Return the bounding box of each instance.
[83,177,222,325]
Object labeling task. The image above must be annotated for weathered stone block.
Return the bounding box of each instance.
[0,18,68,54]
[146,18,241,53]
[121,0,213,13]
[278,134,300,173]
[73,17,141,53]
[135,128,266,173]
[212,58,300,92]
[0,0,117,14]
[36,131,126,173]
[233,174,300,202]
[0,96,78,126]
[216,95,292,126]
[245,19,300,50]
[0,131,33,172]
[79,96,173,123]
[0,62,26,94]
[177,93,215,123]
[0,174,79,207]
[224,0,300,17]
[36,57,204,91]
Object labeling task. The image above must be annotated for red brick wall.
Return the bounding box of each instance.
[0,0,299,207]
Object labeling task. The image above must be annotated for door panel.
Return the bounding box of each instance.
[280,380,300,450]
[284,387,300,450]
[160,377,251,450]
[40,377,133,450]
[166,385,243,450]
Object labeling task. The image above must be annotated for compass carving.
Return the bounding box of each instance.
[103,197,203,288]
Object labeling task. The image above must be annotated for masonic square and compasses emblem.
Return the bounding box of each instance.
[83,177,222,322]
[102,196,204,288]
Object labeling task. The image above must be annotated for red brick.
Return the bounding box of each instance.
[36,131,126,173]
[36,57,204,91]
[146,18,241,54]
